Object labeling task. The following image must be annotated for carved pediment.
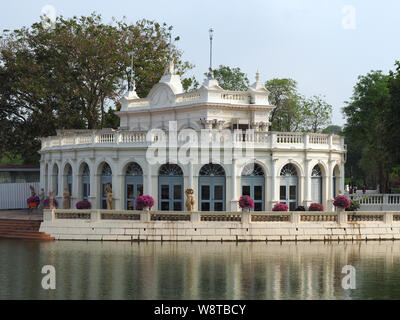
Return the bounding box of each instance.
[148,84,175,108]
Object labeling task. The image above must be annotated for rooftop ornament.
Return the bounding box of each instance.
[208,28,214,80]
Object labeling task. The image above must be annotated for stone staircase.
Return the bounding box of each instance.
[0,219,54,241]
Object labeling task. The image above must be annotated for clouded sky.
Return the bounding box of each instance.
[2,0,400,126]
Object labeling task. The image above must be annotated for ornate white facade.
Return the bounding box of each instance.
[39,64,346,212]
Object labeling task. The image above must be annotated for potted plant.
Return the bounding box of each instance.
[333,195,350,211]
[76,200,91,210]
[27,196,40,208]
[136,195,154,211]
[272,203,289,212]
[309,203,324,211]
[239,195,254,212]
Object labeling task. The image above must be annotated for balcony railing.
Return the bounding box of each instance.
[41,130,345,151]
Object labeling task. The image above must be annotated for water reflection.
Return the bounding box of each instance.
[1,240,400,300]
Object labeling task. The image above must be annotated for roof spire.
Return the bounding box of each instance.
[256,70,260,82]
[208,28,214,80]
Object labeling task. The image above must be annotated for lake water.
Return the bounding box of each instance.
[1,239,400,300]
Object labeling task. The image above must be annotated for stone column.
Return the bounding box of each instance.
[327,160,335,211]
[89,166,98,209]
[230,159,238,211]
[270,159,278,209]
[303,159,312,208]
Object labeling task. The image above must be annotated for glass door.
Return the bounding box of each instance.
[159,177,183,211]
[199,177,225,211]
[126,176,143,210]
[280,177,297,211]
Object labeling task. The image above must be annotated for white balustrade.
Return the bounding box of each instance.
[175,93,201,103]
[309,134,328,144]
[276,133,304,144]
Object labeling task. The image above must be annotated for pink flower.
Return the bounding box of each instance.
[136,195,154,210]
[309,203,324,211]
[333,195,350,209]
[239,195,254,209]
[272,203,289,212]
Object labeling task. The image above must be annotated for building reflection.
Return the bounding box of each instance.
[2,240,400,299]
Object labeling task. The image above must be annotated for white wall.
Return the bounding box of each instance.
[0,182,40,209]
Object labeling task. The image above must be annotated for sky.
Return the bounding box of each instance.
[1,0,400,126]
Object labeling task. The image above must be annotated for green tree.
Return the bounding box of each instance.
[209,65,249,91]
[303,95,332,133]
[0,13,193,164]
[265,78,306,132]
[343,70,392,192]
[322,125,343,135]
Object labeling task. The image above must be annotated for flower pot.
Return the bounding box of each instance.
[28,202,38,208]
[143,206,150,211]
[241,207,250,213]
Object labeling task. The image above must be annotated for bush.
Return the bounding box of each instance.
[76,200,91,209]
[272,203,289,212]
[346,200,360,212]
[295,206,306,211]
[309,203,324,211]
[43,197,58,209]
[136,195,154,210]
[333,195,350,209]
[239,195,254,209]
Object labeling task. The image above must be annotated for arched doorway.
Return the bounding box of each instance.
[241,163,265,211]
[100,163,112,209]
[311,165,323,204]
[199,164,226,212]
[125,162,143,210]
[158,164,184,211]
[81,163,90,201]
[280,164,298,211]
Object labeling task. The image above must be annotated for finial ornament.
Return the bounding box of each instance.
[256,70,260,82]
[127,51,134,92]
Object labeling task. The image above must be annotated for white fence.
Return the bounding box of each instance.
[348,193,400,211]
[0,182,40,210]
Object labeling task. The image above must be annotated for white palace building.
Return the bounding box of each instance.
[39,61,346,213]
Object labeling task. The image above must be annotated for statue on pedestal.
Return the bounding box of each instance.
[49,190,55,210]
[185,188,195,212]
[63,189,71,209]
[105,185,113,210]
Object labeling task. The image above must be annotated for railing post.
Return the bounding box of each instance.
[191,212,201,223]
[140,211,150,222]
[384,212,393,224]
[290,212,300,224]
[91,210,101,222]
[338,209,347,224]
[43,209,55,222]
[241,212,251,224]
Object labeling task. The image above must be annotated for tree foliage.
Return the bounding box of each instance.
[0,13,192,164]
[210,65,249,91]
[343,70,392,192]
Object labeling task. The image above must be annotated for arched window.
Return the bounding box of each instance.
[280,164,298,211]
[280,164,298,177]
[199,164,225,176]
[199,164,226,211]
[311,165,323,204]
[159,164,183,176]
[100,163,112,209]
[241,163,265,211]
[158,164,183,211]
[125,162,143,210]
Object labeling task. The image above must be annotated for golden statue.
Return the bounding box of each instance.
[63,189,71,209]
[105,185,113,210]
[185,188,195,211]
